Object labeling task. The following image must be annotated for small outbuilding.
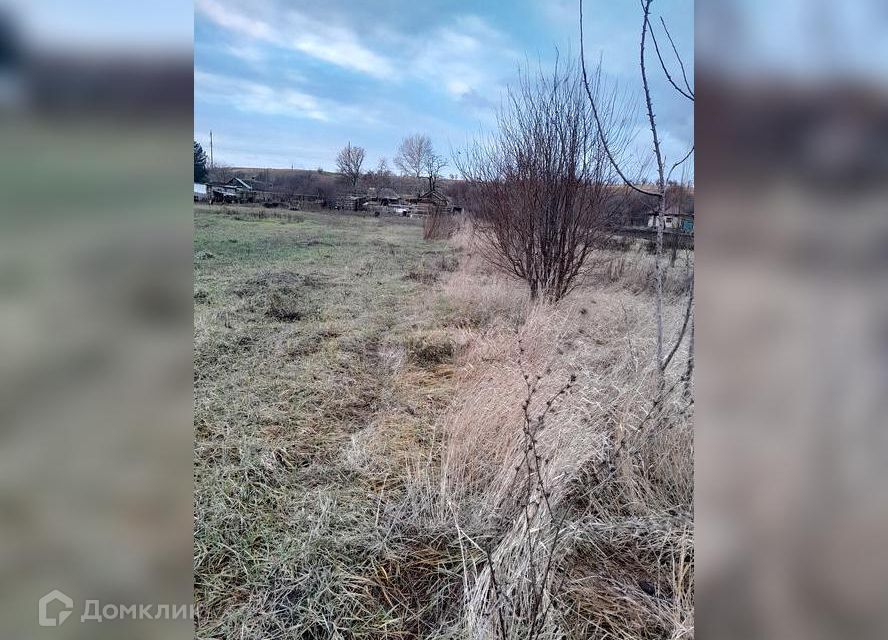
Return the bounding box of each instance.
[405,188,461,216]
[647,204,694,233]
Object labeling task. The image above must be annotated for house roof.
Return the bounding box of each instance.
[226,177,252,190]
[418,189,449,204]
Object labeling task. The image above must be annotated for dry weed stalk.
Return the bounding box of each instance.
[476,342,577,639]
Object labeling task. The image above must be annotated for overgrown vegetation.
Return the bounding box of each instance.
[456,59,631,302]
[194,205,693,639]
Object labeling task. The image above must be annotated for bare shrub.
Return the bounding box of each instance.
[423,210,458,241]
[456,59,631,302]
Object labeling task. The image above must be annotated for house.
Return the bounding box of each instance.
[365,187,400,205]
[207,177,270,204]
[647,204,694,233]
[194,182,208,202]
[209,182,242,203]
[226,177,253,192]
[417,188,449,208]
[405,188,462,215]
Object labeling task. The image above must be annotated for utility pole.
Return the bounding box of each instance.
[209,130,214,170]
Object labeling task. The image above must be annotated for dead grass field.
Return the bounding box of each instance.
[194,204,693,639]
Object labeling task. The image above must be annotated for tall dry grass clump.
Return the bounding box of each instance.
[393,224,694,638]
[423,210,460,241]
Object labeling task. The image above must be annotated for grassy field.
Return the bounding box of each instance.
[194,204,694,639]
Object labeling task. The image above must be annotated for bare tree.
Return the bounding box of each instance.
[394,134,430,179]
[377,157,392,177]
[579,0,694,384]
[371,157,394,189]
[423,151,447,193]
[336,142,366,190]
[395,133,447,193]
[456,59,630,302]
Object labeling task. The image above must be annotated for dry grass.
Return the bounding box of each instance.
[423,211,460,241]
[390,223,694,638]
[194,207,693,639]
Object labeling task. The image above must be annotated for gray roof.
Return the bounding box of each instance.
[226,177,252,190]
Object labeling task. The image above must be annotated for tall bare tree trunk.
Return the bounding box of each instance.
[580,0,693,391]
[639,0,667,386]
[684,309,694,398]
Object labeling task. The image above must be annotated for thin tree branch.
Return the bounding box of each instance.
[660,16,694,98]
[667,144,694,183]
[647,17,694,101]
[579,0,660,198]
[663,277,693,369]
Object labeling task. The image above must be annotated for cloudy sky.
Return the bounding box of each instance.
[194,0,693,176]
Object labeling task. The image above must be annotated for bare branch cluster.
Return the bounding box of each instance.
[394,133,431,179]
[336,141,366,189]
[395,133,447,193]
[456,59,631,302]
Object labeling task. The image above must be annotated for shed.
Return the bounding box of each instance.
[647,204,694,233]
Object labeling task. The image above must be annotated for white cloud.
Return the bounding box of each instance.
[411,14,516,108]
[196,0,394,78]
[197,2,516,113]
[283,16,395,78]
[195,70,329,121]
[195,0,276,41]
[195,70,381,125]
[225,44,266,63]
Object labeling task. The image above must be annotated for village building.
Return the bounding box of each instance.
[207,177,276,204]
[194,182,208,202]
[647,203,694,233]
[208,181,242,203]
[404,188,462,216]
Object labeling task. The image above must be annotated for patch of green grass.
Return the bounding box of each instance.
[194,205,461,638]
